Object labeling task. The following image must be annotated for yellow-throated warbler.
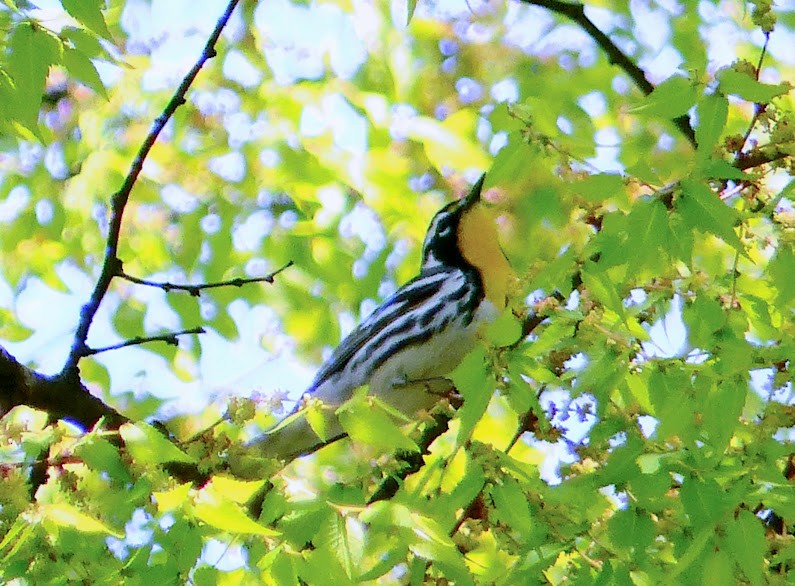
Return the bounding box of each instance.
[258,174,513,459]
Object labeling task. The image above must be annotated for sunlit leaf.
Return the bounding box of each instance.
[205,476,266,504]
[120,422,196,465]
[192,492,279,536]
[153,483,193,513]
[405,111,489,173]
[40,503,123,538]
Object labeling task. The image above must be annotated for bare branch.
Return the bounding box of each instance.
[521,0,697,148]
[83,327,206,357]
[61,0,242,376]
[118,261,295,296]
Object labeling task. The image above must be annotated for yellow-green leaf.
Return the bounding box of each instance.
[120,422,196,465]
[405,110,489,173]
[153,483,193,513]
[41,503,123,538]
[192,492,278,536]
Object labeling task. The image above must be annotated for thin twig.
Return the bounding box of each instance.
[82,327,206,357]
[61,0,242,376]
[735,32,771,162]
[119,261,294,296]
[521,0,697,148]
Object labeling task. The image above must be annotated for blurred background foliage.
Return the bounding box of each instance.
[1,0,795,583]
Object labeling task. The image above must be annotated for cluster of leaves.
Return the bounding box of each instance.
[1,0,795,584]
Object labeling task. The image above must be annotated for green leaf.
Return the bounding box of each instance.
[75,436,131,483]
[153,483,192,513]
[120,422,196,465]
[677,179,743,250]
[337,398,418,452]
[723,509,765,585]
[701,549,735,586]
[607,508,654,551]
[0,517,35,564]
[450,347,492,445]
[648,367,694,441]
[62,47,107,99]
[6,23,61,133]
[61,26,106,58]
[701,157,750,180]
[680,478,727,529]
[61,0,113,40]
[406,0,418,25]
[695,93,728,160]
[112,300,146,339]
[40,503,123,538]
[717,68,792,103]
[625,199,672,273]
[491,478,534,535]
[581,261,626,319]
[485,309,522,346]
[768,244,795,307]
[684,295,726,348]
[192,492,279,536]
[205,476,266,504]
[632,75,698,119]
[305,401,331,442]
[314,513,363,580]
[405,514,470,578]
[574,173,625,203]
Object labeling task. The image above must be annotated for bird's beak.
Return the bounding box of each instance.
[463,173,486,207]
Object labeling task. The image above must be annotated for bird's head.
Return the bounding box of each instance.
[420,174,486,270]
[420,174,513,307]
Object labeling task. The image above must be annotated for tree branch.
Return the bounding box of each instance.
[1,344,126,429]
[61,0,242,376]
[118,261,294,296]
[521,0,697,148]
[83,327,206,357]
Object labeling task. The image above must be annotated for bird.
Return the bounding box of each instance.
[255,173,514,460]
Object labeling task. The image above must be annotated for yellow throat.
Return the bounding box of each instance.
[457,204,514,308]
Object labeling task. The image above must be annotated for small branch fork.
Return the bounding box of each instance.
[60,0,243,377]
[82,327,206,357]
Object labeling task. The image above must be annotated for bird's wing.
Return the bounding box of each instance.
[309,267,457,390]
